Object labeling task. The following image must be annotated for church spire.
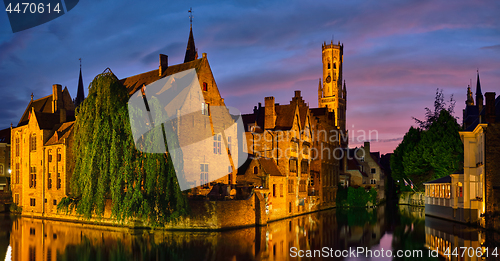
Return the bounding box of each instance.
[184,8,198,63]
[466,84,474,106]
[74,58,85,107]
[475,70,483,112]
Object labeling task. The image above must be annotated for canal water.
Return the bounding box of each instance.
[1,203,499,260]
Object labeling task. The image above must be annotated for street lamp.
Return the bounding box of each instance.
[8,169,11,174]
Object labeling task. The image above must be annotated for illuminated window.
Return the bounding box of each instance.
[29,167,36,188]
[457,182,463,197]
[289,159,298,173]
[48,173,52,189]
[288,179,294,194]
[202,102,209,115]
[57,173,61,189]
[15,136,20,157]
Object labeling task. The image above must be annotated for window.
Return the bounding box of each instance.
[203,82,208,91]
[57,149,61,162]
[457,182,463,197]
[289,202,292,214]
[48,173,52,189]
[200,164,209,188]
[273,184,276,197]
[289,159,297,173]
[327,63,330,69]
[15,136,20,156]
[301,160,309,174]
[299,180,306,192]
[57,173,61,189]
[30,227,35,235]
[371,168,376,174]
[15,194,19,205]
[29,167,36,188]
[15,163,19,184]
[333,63,337,69]
[213,135,221,154]
[370,179,377,184]
[254,166,258,174]
[310,173,315,186]
[30,133,37,151]
[227,136,231,154]
[288,179,294,194]
[48,150,52,162]
[280,184,283,197]
[30,198,36,206]
[202,102,209,115]
[53,199,57,206]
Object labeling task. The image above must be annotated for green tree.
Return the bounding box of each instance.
[392,90,463,190]
[61,69,188,226]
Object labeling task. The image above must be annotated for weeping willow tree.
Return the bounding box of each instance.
[60,69,188,226]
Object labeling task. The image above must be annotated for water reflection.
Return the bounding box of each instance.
[2,205,499,261]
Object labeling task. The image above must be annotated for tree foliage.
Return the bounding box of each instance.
[62,70,188,226]
[412,88,456,130]
[391,90,463,191]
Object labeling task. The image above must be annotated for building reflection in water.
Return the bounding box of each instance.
[425,216,486,261]
[5,204,498,261]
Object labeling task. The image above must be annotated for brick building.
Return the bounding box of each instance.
[120,24,242,195]
[10,84,77,214]
[240,91,313,219]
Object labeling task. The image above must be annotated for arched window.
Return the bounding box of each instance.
[327,63,331,69]
[254,166,258,174]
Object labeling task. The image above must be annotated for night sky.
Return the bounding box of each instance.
[1,0,499,154]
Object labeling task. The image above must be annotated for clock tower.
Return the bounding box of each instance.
[318,40,346,135]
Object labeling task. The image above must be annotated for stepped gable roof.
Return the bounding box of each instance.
[424,175,452,184]
[120,58,204,96]
[18,87,75,127]
[45,121,75,146]
[258,157,282,176]
[0,128,10,143]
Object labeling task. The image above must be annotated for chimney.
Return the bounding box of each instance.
[264,97,276,130]
[159,54,168,76]
[294,90,301,98]
[364,141,371,154]
[60,108,66,123]
[52,84,62,113]
[485,92,496,123]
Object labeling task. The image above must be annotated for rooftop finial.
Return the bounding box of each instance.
[188,7,193,27]
[31,93,33,100]
[79,58,81,69]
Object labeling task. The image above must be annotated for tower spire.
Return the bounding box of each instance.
[475,69,483,112]
[74,58,85,107]
[184,8,198,63]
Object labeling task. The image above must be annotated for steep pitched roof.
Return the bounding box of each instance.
[45,121,75,146]
[258,157,282,176]
[18,88,75,127]
[184,26,197,63]
[120,58,204,96]
[275,104,296,130]
[74,67,85,107]
[32,112,61,130]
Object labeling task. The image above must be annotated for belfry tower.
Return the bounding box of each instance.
[318,40,346,133]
